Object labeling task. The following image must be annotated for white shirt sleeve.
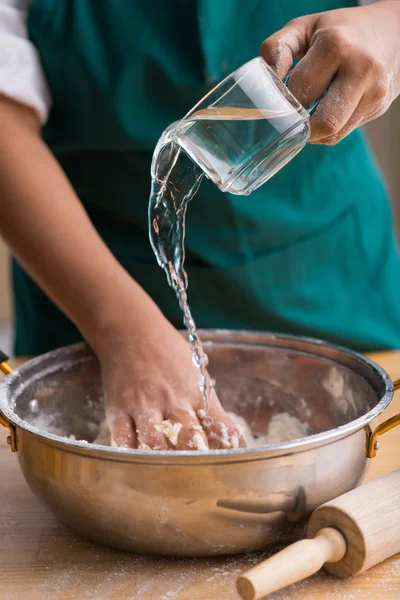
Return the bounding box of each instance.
[0,0,51,124]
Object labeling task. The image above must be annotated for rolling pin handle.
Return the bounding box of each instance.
[236,527,346,600]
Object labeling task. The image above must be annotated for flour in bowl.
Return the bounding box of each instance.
[227,411,310,446]
[92,411,310,449]
[25,399,310,450]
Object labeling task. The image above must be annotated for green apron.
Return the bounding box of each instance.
[14,0,400,354]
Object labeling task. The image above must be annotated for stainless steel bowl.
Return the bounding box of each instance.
[1,330,399,557]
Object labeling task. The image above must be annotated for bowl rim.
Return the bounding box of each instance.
[0,330,393,462]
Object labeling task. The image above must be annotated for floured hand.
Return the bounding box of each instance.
[94,318,246,451]
[261,0,400,144]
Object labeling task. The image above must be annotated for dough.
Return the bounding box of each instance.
[218,421,242,449]
[154,420,182,447]
[188,428,208,451]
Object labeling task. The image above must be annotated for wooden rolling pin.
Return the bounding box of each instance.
[237,469,400,600]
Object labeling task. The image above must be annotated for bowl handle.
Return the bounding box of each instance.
[0,352,17,452]
[367,379,400,458]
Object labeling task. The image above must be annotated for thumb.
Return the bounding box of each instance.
[260,15,318,78]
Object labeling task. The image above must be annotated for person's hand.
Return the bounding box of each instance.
[92,311,246,450]
[261,0,400,145]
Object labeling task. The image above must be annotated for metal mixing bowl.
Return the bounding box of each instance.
[0,331,399,557]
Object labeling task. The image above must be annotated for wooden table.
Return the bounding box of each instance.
[1,353,400,600]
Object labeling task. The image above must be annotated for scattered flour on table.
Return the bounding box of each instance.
[23,531,398,600]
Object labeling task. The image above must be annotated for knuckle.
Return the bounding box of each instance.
[120,387,134,403]
[369,56,385,75]
[260,38,275,58]
[317,113,342,137]
[286,17,301,29]
[105,406,125,423]
[136,381,170,406]
[138,407,161,423]
[318,28,348,58]
[167,405,195,422]
[261,18,303,61]
[358,55,383,79]
[374,79,389,102]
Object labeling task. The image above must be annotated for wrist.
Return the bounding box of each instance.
[81,279,169,360]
